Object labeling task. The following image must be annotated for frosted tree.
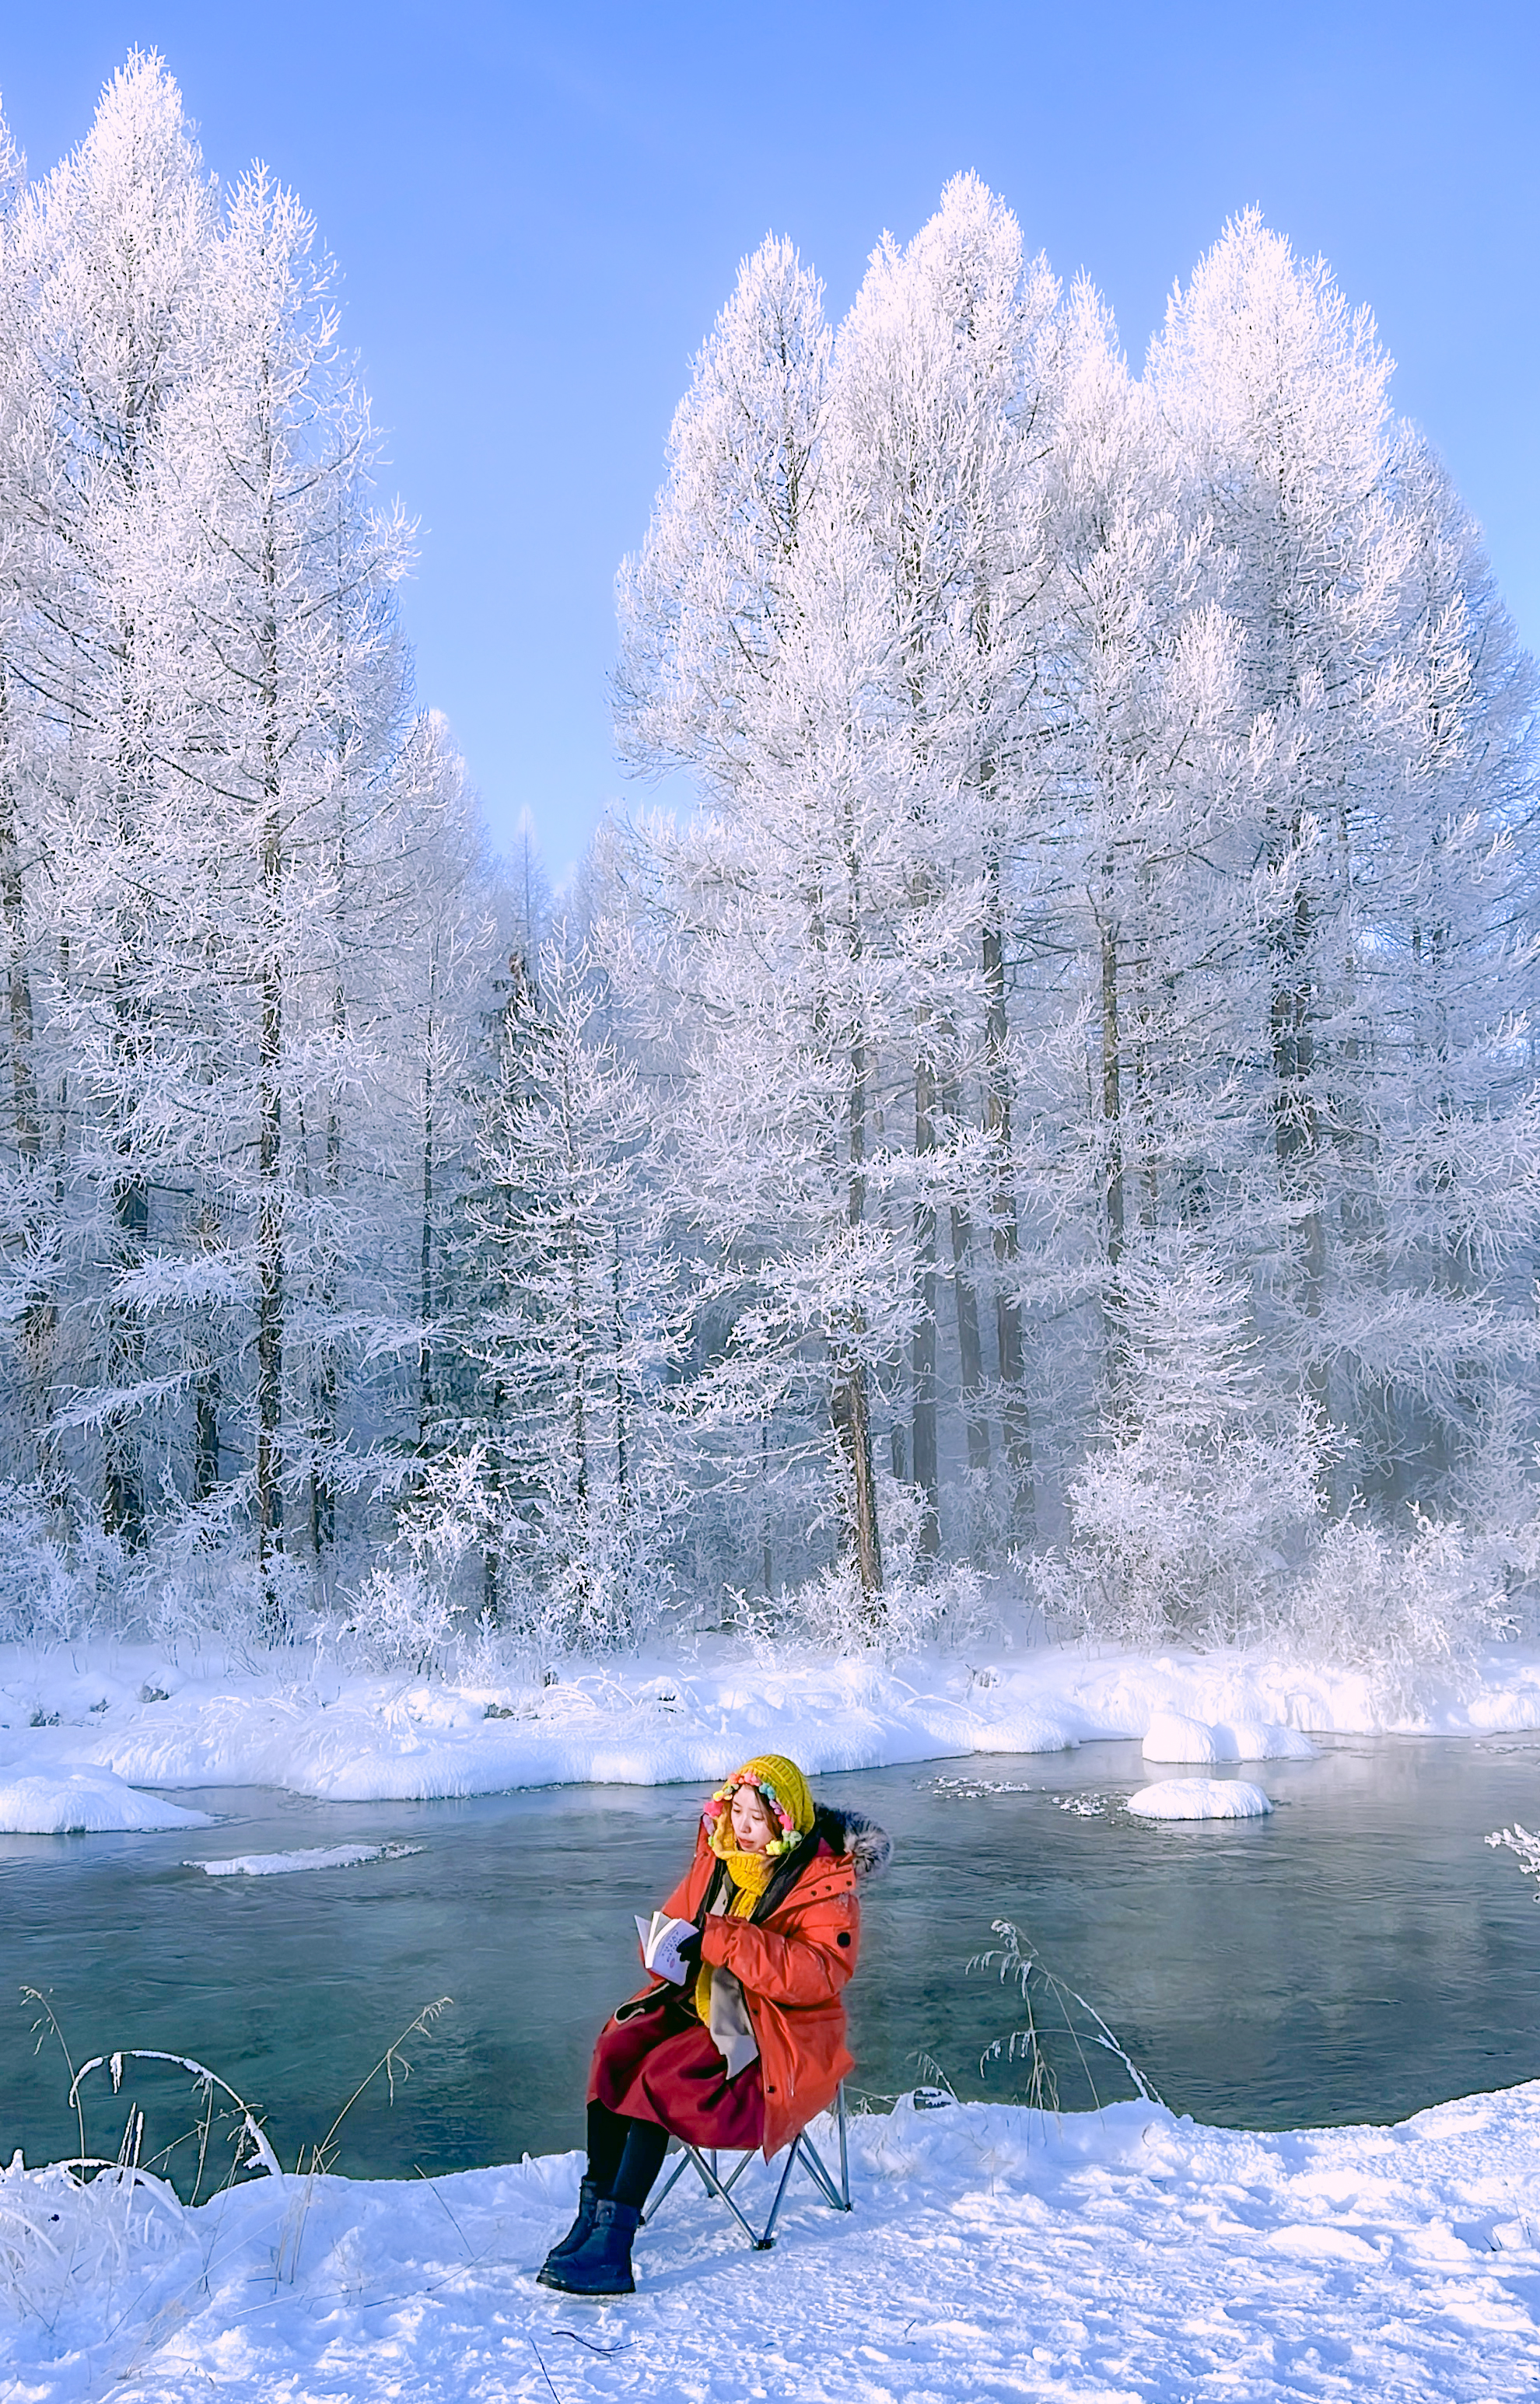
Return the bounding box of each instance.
[156,159,411,1621]
[829,173,1060,1554]
[0,54,502,1637]
[617,238,905,1603]
[0,54,216,1547]
[423,940,685,1649]
[1027,283,1256,1405]
[1052,1235,1324,1644]
[1149,212,1540,1518]
[636,583,915,1604]
[616,233,831,800]
[352,708,500,1464]
[0,96,54,1483]
[1356,436,1540,1506]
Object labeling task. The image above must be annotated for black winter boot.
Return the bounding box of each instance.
[535,2197,640,2296]
[538,2178,600,2276]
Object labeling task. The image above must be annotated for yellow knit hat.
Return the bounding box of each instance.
[704,1753,815,1858]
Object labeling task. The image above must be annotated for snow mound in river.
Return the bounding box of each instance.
[0,1763,212,1834]
[189,1842,422,1877]
[1128,1776,1274,1818]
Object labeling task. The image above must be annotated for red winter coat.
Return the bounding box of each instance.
[632,1826,859,2157]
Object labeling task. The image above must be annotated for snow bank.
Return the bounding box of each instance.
[4,2082,1538,2402]
[1141,1706,1314,1762]
[2,1632,1538,1808]
[1128,1776,1274,1819]
[0,1761,212,1834]
[189,1841,422,1877]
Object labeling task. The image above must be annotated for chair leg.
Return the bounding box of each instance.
[684,2143,766,2248]
[639,2145,691,2226]
[755,2136,805,2249]
[791,2132,845,2213]
[639,2083,854,2248]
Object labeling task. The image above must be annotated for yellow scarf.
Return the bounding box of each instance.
[694,1755,815,2022]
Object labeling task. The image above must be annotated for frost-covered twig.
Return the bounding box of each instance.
[24,1990,86,2176]
[68,2049,282,2179]
[306,1995,453,2175]
[966,1918,1164,2112]
[1486,1821,1540,1895]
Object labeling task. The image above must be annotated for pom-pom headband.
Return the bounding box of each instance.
[702,1772,800,1856]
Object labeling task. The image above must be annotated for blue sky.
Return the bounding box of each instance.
[3,2,1535,880]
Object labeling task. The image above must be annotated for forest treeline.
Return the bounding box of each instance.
[2,55,1537,1669]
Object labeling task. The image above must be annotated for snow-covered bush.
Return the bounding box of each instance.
[1279,1508,1524,1711]
[726,1552,999,1664]
[1037,1245,1325,1647]
[341,1564,458,1677]
[0,2158,198,2338]
[394,1436,679,1676]
[0,1483,93,1643]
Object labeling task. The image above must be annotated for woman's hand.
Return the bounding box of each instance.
[698,1895,857,2005]
[649,1921,702,1985]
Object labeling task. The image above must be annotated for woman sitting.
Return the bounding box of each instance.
[537,1751,890,2296]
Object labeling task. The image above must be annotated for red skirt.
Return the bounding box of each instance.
[587,1995,766,2151]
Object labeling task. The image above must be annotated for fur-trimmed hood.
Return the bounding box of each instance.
[814,1803,893,1881]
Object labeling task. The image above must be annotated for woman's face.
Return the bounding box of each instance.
[730,1783,777,1853]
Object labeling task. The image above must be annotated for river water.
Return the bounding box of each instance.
[2,1734,1537,2185]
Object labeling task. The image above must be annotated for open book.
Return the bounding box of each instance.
[635,1909,697,1984]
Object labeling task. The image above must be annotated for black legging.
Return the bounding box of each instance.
[586,2100,670,2210]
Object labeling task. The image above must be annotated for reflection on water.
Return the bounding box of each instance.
[2,1732,1538,2181]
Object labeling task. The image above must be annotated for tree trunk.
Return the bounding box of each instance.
[103,1160,147,1548]
[0,678,55,1479]
[1097,892,1129,1405]
[612,1226,628,1607]
[831,1353,883,1604]
[912,1050,940,1559]
[940,1067,990,1478]
[310,678,350,1559]
[194,1357,222,1504]
[105,688,147,1549]
[1271,871,1329,1423]
[982,849,1034,1534]
[255,383,286,1639]
[418,956,436,1447]
[834,849,884,1604]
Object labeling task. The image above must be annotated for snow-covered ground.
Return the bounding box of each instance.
[2,1633,1539,1830]
[3,2084,1537,2402]
[0,1761,212,1835]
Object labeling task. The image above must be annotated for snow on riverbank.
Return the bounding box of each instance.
[3,2083,1538,2402]
[1139,1707,1314,1763]
[2,1634,1538,1818]
[0,1762,212,1834]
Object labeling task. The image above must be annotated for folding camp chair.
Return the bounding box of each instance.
[641,2080,852,2252]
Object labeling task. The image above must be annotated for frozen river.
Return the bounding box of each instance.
[2,1732,1538,2184]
